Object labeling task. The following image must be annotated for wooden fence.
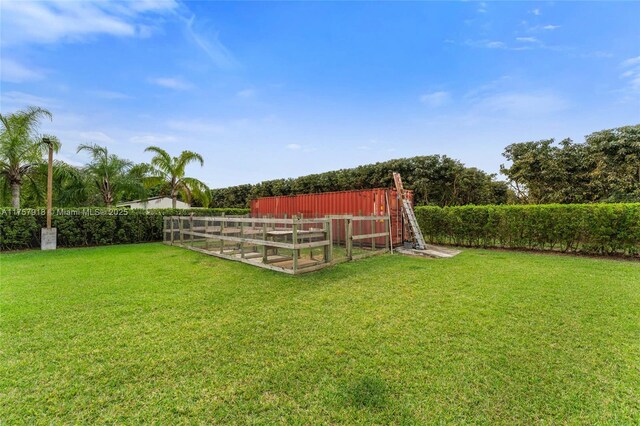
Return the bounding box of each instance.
[164,214,391,274]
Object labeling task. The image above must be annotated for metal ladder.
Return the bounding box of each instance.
[393,172,427,250]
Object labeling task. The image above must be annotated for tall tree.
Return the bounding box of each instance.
[0,107,58,208]
[501,125,640,204]
[144,146,210,208]
[22,160,88,208]
[211,155,509,208]
[77,143,145,207]
[586,125,640,202]
[500,139,569,204]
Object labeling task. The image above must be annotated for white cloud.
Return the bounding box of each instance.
[477,92,569,116]
[466,39,507,49]
[148,77,192,90]
[477,2,487,13]
[622,56,640,67]
[136,24,156,39]
[56,153,84,167]
[420,91,452,107]
[0,91,57,110]
[1,1,237,71]
[576,51,613,59]
[466,37,562,51]
[286,144,301,150]
[485,41,506,49]
[525,23,561,32]
[1,58,46,83]
[236,89,255,98]
[464,75,513,100]
[78,131,116,145]
[182,14,238,69]
[621,57,640,93]
[126,0,180,13]
[0,0,178,46]
[530,8,541,16]
[516,37,539,43]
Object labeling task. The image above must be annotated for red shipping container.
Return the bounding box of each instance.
[250,188,413,247]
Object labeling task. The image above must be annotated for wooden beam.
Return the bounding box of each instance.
[352,232,389,241]
[174,216,329,225]
[180,230,330,250]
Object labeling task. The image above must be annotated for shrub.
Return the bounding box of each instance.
[0,208,249,250]
[415,203,640,257]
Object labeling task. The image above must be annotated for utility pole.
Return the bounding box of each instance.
[41,137,56,250]
[46,138,53,229]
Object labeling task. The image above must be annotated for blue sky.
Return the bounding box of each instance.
[1,1,639,188]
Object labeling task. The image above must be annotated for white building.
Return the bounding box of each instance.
[117,197,191,209]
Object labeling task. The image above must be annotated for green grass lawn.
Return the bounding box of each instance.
[2,244,639,424]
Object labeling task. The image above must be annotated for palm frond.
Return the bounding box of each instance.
[145,146,172,173]
[41,134,62,153]
[180,176,210,207]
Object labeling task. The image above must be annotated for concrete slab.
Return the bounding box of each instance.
[395,244,461,259]
[41,228,57,251]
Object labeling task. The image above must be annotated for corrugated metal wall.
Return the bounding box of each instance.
[250,188,413,246]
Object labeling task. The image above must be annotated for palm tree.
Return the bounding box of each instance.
[77,143,145,207]
[144,146,210,208]
[0,107,58,208]
[21,160,87,208]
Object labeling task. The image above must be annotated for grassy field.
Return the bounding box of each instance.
[2,244,639,424]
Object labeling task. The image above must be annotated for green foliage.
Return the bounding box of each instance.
[210,155,509,208]
[0,107,56,208]
[0,207,249,250]
[501,124,640,203]
[22,160,88,207]
[144,146,210,208]
[77,143,146,207]
[415,203,640,256]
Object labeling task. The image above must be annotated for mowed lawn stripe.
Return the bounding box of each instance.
[1,244,639,424]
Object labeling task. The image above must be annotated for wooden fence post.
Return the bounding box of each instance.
[240,221,245,258]
[170,216,175,245]
[344,217,348,246]
[358,210,362,252]
[220,217,225,254]
[262,223,268,263]
[347,217,353,260]
[371,218,375,251]
[205,218,210,250]
[292,216,299,273]
[385,217,390,253]
[179,217,184,245]
[325,218,333,262]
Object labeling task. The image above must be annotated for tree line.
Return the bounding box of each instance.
[501,125,640,204]
[0,107,209,209]
[210,156,509,208]
[1,105,638,209]
[212,124,640,207]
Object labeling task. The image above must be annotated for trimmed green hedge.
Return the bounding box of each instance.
[0,208,249,250]
[415,204,640,257]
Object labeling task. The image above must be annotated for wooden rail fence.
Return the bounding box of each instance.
[164,214,391,274]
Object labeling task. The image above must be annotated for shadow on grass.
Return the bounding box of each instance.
[345,376,388,409]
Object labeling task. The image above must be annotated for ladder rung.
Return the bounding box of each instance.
[393,172,426,249]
